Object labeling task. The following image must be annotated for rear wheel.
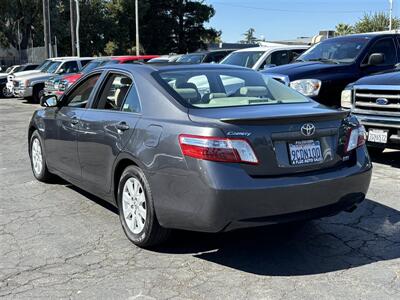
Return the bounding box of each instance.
[29,130,54,182]
[117,165,171,248]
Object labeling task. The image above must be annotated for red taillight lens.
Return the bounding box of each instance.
[179,135,259,164]
[345,125,366,153]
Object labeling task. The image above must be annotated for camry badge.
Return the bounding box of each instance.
[301,123,316,137]
[376,98,389,105]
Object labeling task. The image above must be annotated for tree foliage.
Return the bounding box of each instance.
[240,28,257,44]
[0,0,219,56]
[335,12,400,36]
[335,23,353,36]
[353,12,400,33]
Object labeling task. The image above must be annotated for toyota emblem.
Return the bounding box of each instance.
[301,123,316,137]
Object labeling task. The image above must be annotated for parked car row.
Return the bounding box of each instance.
[4,32,400,153]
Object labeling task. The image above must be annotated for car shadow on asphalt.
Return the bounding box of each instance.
[370,150,400,168]
[155,198,400,276]
[58,151,399,276]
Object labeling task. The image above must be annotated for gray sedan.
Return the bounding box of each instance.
[28,64,372,247]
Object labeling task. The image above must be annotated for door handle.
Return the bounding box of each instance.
[116,121,130,132]
[70,116,79,125]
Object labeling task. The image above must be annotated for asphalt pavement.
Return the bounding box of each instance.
[0,98,399,299]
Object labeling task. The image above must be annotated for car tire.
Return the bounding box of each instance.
[0,84,12,98]
[29,130,53,182]
[32,85,44,104]
[117,165,171,248]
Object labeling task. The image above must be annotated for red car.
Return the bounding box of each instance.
[45,55,159,96]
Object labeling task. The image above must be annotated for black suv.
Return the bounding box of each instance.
[341,69,400,153]
[263,33,400,107]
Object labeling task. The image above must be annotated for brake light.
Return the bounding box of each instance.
[345,125,366,153]
[179,134,258,164]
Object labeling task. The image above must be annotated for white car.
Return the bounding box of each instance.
[220,44,309,71]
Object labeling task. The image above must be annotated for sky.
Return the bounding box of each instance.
[205,0,400,42]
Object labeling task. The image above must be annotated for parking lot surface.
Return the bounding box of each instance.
[0,98,399,299]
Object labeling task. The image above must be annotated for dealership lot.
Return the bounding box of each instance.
[0,98,399,299]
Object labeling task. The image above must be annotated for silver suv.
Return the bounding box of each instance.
[12,57,92,103]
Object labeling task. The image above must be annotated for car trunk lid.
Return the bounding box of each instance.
[188,103,350,176]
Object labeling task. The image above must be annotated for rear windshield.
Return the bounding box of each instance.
[220,51,265,68]
[155,69,309,109]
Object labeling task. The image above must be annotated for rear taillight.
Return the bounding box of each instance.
[345,125,366,153]
[179,134,258,164]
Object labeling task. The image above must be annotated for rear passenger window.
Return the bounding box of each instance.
[363,38,397,65]
[121,82,141,113]
[95,74,133,110]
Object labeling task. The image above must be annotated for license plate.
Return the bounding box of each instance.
[368,129,388,144]
[289,140,323,165]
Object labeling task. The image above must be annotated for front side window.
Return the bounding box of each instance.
[298,37,370,64]
[66,74,101,108]
[363,38,397,65]
[95,73,133,110]
[220,51,265,68]
[156,69,309,109]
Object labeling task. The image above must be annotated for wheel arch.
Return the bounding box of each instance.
[112,153,142,206]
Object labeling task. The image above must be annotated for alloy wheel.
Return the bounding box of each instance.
[122,177,147,234]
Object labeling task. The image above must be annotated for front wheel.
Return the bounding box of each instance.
[117,166,171,248]
[29,130,53,182]
[32,85,44,104]
[1,84,13,98]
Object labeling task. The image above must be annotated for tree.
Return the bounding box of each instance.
[353,12,400,33]
[335,23,353,36]
[240,28,257,44]
[0,0,220,58]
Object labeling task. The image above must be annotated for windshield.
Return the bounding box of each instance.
[37,60,52,71]
[220,51,265,68]
[298,37,369,64]
[81,60,111,73]
[155,69,309,109]
[176,54,205,64]
[44,61,62,73]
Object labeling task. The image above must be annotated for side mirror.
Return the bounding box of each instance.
[367,53,384,66]
[57,68,65,74]
[41,95,58,107]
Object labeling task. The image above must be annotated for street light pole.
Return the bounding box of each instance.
[75,0,80,57]
[389,0,393,31]
[135,0,139,56]
[70,0,76,56]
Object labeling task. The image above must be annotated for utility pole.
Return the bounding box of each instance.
[75,0,80,57]
[389,0,393,31]
[135,0,139,56]
[42,0,49,58]
[46,0,52,57]
[70,0,76,56]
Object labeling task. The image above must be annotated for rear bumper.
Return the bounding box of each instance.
[354,113,400,150]
[150,146,372,232]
